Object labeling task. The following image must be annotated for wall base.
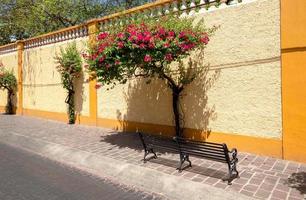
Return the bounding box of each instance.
[9,108,283,159]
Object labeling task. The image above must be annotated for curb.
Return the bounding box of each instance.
[0,132,253,200]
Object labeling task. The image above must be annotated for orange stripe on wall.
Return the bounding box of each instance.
[2,108,283,158]
[281,0,306,163]
[0,106,5,113]
[97,117,282,158]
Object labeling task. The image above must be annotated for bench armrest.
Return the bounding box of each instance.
[228,148,238,163]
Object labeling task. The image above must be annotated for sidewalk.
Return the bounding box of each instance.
[0,115,305,200]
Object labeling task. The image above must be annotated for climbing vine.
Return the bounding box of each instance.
[55,42,82,124]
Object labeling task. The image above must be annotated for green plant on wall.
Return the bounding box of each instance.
[55,42,82,124]
[0,62,17,114]
[85,15,216,137]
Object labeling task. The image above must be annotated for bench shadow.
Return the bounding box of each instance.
[286,171,306,195]
[148,156,228,180]
[100,131,180,154]
[100,132,228,180]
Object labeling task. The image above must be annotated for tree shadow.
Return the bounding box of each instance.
[149,157,228,179]
[101,49,220,148]
[74,71,85,121]
[100,131,143,151]
[286,172,306,195]
[118,49,220,140]
[100,49,223,179]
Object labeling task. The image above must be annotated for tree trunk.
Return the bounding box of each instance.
[6,89,14,114]
[65,81,75,124]
[68,89,75,124]
[172,87,183,137]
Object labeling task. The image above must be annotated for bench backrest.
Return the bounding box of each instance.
[138,132,179,153]
[175,137,229,163]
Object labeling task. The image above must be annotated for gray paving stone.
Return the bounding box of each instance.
[1,115,306,200]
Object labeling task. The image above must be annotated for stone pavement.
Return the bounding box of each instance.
[0,115,305,200]
[0,142,164,200]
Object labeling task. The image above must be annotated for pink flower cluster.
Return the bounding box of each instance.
[85,23,210,70]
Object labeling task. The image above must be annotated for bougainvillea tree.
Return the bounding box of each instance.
[85,15,215,137]
[0,62,17,114]
[55,42,82,124]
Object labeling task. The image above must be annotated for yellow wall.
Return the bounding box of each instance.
[23,38,90,118]
[0,0,287,159]
[98,0,282,139]
[281,0,306,162]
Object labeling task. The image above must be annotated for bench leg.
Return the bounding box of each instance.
[225,158,239,185]
[177,154,192,172]
[143,148,157,163]
[186,155,192,167]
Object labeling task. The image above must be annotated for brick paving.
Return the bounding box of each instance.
[1,115,306,200]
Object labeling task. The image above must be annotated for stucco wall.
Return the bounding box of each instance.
[23,38,90,116]
[0,52,18,107]
[98,0,282,139]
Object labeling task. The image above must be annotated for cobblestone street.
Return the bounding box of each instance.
[0,141,164,200]
[0,115,305,200]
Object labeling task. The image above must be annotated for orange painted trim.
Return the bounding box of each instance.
[0,106,5,113]
[96,118,283,158]
[17,41,24,115]
[17,108,283,158]
[89,0,173,24]
[24,24,88,43]
[87,22,99,125]
[22,108,93,126]
[0,0,174,49]
[0,43,17,50]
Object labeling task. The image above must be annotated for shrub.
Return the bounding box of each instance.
[0,62,17,114]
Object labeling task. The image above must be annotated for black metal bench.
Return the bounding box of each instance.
[138,132,239,184]
[138,132,178,162]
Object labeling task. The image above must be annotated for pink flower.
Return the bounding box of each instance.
[127,24,137,33]
[144,55,152,62]
[165,53,173,61]
[168,31,175,37]
[115,60,121,65]
[91,54,98,60]
[179,32,186,39]
[117,32,125,39]
[200,35,209,45]
[97,32,109,40]
[163,43,170,48]
[158,27,166,36]
[95,84,102,89]
[143,31,152,42]
[139,43,146,49]
[98,56,105,63]
[180,42,196,51]
[148,42,155,49]
[117,41,124,48]
[137,33,144,42]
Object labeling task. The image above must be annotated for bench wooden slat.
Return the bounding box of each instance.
[176,137,224,147]
[178,143,225,152]
[179,147,227,158]
[180,150,227,161]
